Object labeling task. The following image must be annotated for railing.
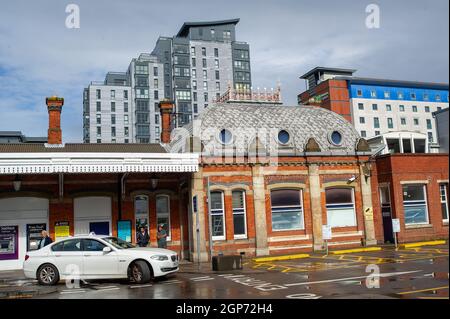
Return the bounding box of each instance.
[214,84,282,104]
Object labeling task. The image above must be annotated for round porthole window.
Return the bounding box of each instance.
[330,131,343,146]
[219,129,233,145]
[278,130,290,144]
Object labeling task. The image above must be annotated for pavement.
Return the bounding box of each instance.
[0,244,448,299]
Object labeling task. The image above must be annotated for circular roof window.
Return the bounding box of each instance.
[330,131,343,146]
[278,130,290,144]
[219,129,233,145]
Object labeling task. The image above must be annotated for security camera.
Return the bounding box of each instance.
[347,175,357,183]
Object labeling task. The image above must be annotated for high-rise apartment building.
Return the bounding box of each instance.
[152,18,251,127]
[84,19,252,143]
[83,54,164,143]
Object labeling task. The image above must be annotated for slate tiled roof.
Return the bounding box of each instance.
[170,103,362,155]
[0,143,167,153]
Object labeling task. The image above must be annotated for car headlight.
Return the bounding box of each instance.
[150,255,169,261]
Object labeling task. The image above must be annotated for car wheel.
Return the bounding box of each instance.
[37,264,60,286]
[130,261,151,284]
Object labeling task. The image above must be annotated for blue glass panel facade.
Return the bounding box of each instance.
[350,84,449,103]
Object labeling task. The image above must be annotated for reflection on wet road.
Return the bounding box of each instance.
[34,245,448,299]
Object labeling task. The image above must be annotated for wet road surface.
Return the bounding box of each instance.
[30,245,449,299]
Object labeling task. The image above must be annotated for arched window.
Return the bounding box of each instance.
[232,190,247,239]
[270,189,304,231]
[135,195,149,239]
[325,188,356,228]
[156,195,171,239]
[210,191,225,240]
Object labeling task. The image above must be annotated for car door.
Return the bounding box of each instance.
[81,239,118,277]
[51,239,84,277]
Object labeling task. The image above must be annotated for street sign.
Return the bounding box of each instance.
[322,225,332,240]
[392,219,400,233]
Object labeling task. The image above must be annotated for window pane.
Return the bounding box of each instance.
[402,185,425,201]
[271,189,300,207]
[233,214,246,236]
[212,215,224,237]
[404,205,428,224]
[156,196,169,215]
[325,188,353,204]
[210,192,223,210]
[232,191,244,209]
[326,188,356,228]
[272,210,302,230]
[135,196,148,215]
[327,208,357,227]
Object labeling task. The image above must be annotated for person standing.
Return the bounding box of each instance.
[38,230,52,249]
[157,224,168,249]
[136,226,150,247]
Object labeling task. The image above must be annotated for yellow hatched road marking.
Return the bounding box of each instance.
[398,286,449,295]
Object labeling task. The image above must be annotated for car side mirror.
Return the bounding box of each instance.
[103,246,112,253]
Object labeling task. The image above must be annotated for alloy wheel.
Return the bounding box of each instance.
[40,266,56,284]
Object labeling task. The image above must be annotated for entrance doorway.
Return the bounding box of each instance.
[74,197,112,236]
[379,186,394,243]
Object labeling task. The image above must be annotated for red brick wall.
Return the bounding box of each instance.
[298,79,352,123]
[374,154,449,243]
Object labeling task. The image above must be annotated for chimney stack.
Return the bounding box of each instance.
[159,99,174,144]
[46,96,64,144]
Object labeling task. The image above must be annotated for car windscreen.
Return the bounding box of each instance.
[103,237,135,249]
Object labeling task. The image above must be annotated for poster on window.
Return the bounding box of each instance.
[27,223,47,251]
[55,221,70,240]
[0,226,19,260]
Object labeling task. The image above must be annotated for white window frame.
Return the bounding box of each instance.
[440,184,449,222]
[325,188,357,228]
[210,191,226,241]
[270,189,305,232]
[402,184,429,226]
[232,190,247,239]
[156,194,171,241]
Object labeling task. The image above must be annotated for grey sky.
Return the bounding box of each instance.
[0,0,448,142]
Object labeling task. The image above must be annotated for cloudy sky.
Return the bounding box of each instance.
[0,0,448,142]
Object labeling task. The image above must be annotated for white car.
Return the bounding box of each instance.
[23,234,179,285]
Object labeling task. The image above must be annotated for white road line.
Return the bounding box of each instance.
[162,280,182,285]
[285,270,422,287]
[190,276,211,280]
[192,278,215,282]
[60,290,87,294]
[95,286,118,290]
[129,284,153,289]
[95,287,120,292]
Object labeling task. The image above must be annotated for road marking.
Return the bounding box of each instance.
[190,276,211,280]
[191,277,215,282]
[397,286,448,295]
[95,287,120,292]
[161,280,182,285]
[129,284,152,289]
[285,270,422,287]
[60,289,86,294]
[94,285,118,290]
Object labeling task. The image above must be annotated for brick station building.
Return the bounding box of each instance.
[0,96,447,270]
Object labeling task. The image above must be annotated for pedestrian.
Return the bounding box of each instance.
[157,224,168,249]
[38,230,52,249]
[136,226,150,247]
